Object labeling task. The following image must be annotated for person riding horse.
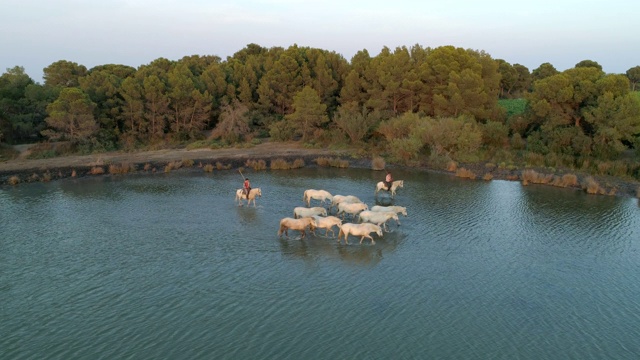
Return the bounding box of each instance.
[385,171,392,191]
[243,178,251,199]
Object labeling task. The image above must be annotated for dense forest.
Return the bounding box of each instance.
[1,43,640,179]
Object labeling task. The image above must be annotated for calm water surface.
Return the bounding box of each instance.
[1,168,640,359]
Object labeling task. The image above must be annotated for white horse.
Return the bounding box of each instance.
[337,202,368,220]
[330,195,363,212]
[303,189,333,207]
[235,188,262,207]
[294,206,327,219]
[375,180,404,197]
[358,210,400,231]
[278,217,317,238]
[338,223,383,245]
[371,205,408,217]
[311,215,343,237]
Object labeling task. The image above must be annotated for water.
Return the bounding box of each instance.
[2,168,640,359]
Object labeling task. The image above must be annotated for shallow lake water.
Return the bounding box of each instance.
[2,167,640,359]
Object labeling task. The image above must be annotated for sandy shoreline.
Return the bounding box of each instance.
[1,141,639,199]
[0,142,352,184]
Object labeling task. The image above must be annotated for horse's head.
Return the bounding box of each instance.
[401,207,408,216]
[398,180,404,188]
[375,226,383,237]
[308,217,317,230]
[256,188,262,197]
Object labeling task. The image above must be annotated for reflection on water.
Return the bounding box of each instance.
[2,169,640,359]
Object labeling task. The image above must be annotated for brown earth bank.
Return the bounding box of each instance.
[1,141,639,199]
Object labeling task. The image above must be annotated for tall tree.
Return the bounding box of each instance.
[285,86,328,142]
[41,88,97,143]
[626,66,640,91]
[43,60,87,88]
[575,60,603,71]
[142,75,170,140]
[531,62,559,83]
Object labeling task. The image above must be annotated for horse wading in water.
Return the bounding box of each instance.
[235,188,262,207]
[338,223,383,245]
[278,217,317,238]
[375,180,404,198]
[303,189,333,207]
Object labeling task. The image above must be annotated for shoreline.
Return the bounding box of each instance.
[1,142,639,199]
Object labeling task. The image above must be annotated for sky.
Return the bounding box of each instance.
[1,0,639,83]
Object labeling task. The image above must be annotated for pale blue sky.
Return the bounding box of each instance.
[1,0,638,83]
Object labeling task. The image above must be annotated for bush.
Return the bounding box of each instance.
[371,156,386,171]
[455,168,476,180]
[203,164,214,173]
[271,158,291,170]
[8,175,20,185]
[583,176,607,195]
[245,159,267,171]
[90,167,105,175]
[292,158,305,169]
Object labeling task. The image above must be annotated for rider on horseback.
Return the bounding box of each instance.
[385,170,393,191]
[243,178,251,199]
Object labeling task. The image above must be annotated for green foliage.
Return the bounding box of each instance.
[211,100,251,143]
[42,88,98,144]
[269,119,295,141]
[332,102,381,143]
[498,98,527,118]
[285,86,328,142]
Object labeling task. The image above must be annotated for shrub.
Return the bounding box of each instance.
[30,173,40,182]
[561,174,578,187]
[292,159,305,169]
[71,169,77,177]
[525,152,545,167]
[109,163,134,175]
[446,161,458,172]
[42,172,52,182]
[8,175,20,185]
[583,176,606,195]
[271,158,291,170]
[521,169,554,185]
[90,167,105,175]
[482,173,493,181]
[203,164,214,173]
[329,158,349,168]
[245,159,267,171]
[371,156,385,171]
[216,161,230,170]
[315,157,330,166]
[143,163,151,171]
[182,159,195,167]
[455,167,476,180]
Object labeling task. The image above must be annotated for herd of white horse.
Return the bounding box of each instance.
[234,179,406,245]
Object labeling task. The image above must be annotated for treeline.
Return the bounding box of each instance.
[1,43,640,177]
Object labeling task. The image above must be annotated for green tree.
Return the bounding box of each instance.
[575,60,602,71]
[285,86,328,142]
[142,75,170,140]
[258,53,303,115]
[332,102,381,143]
[531,62,559,83]
[42,88,98,143]
[496,59,518,98]
[211,100,250,143]
[626,66,640,91]
[119,77,145,139]
[419,46,501,121]
[43,60,87,88]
